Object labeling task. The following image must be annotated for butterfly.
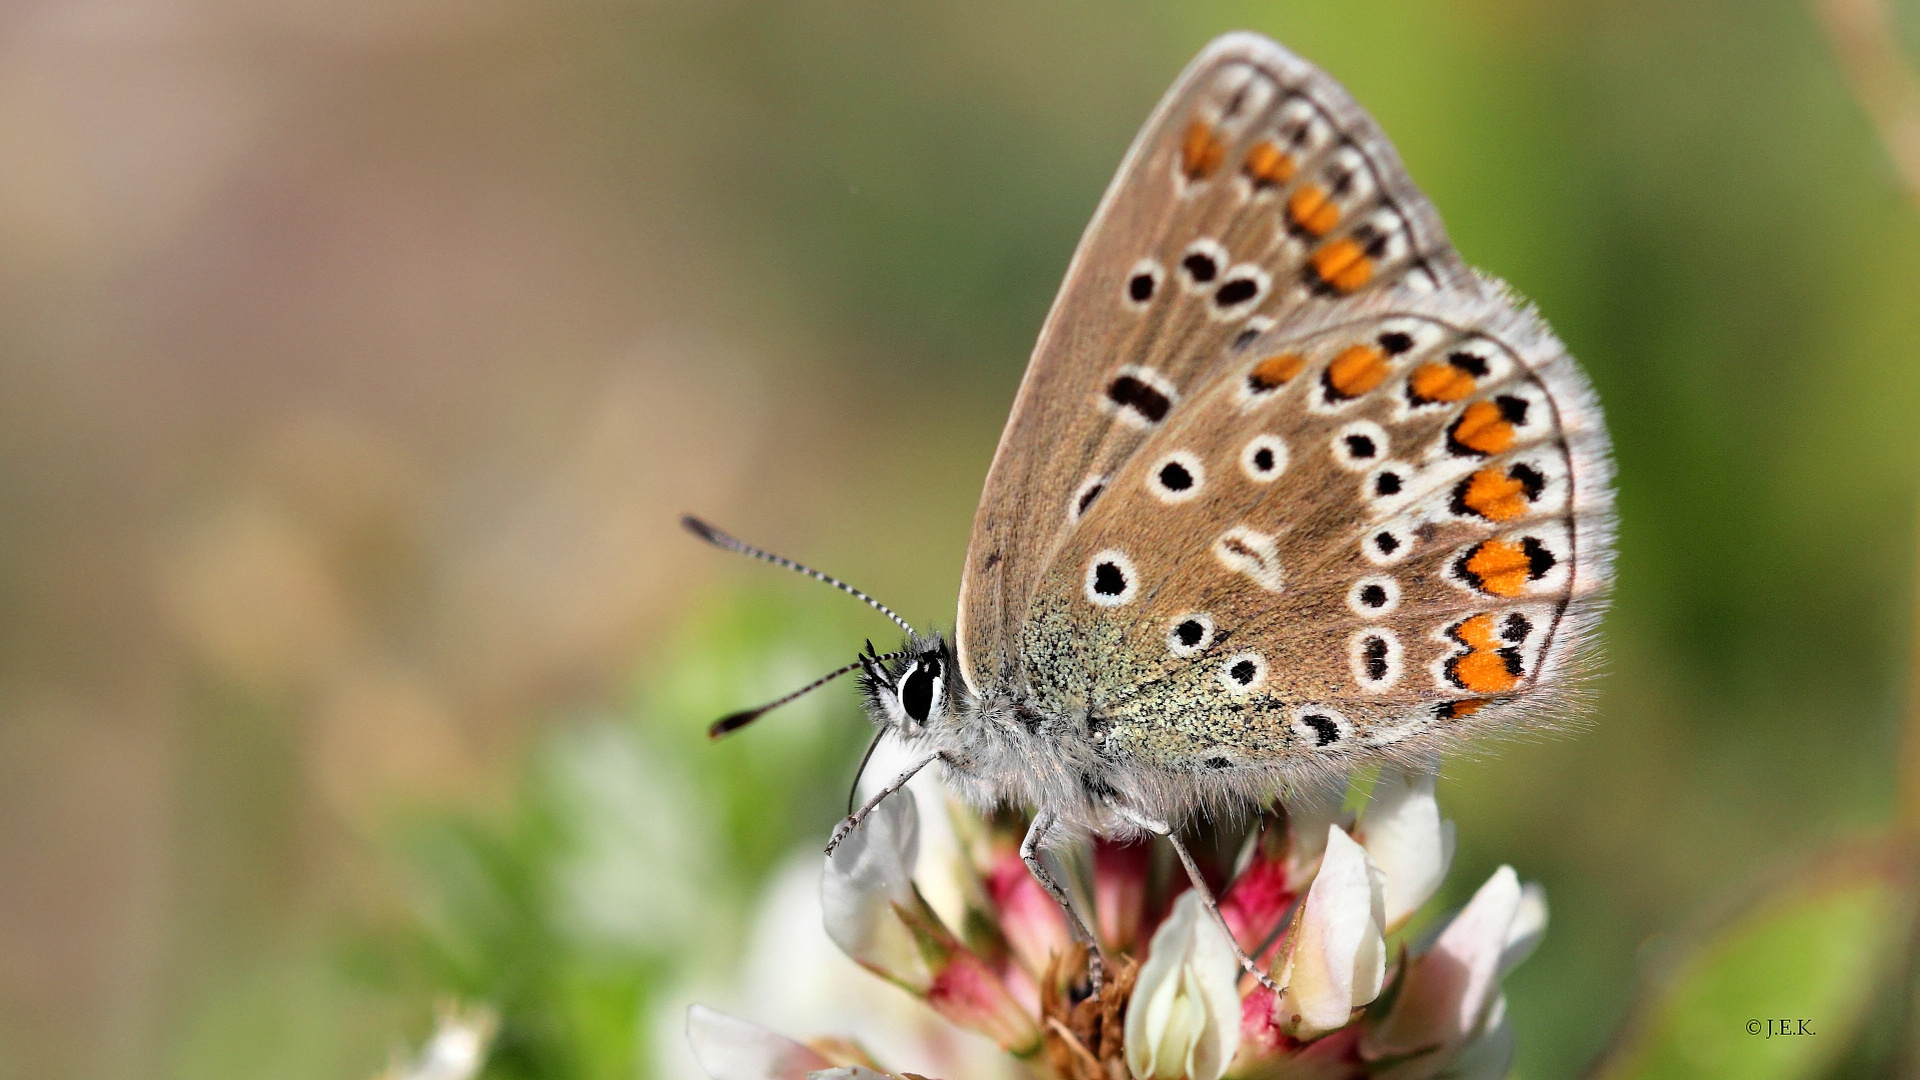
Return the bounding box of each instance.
[687,31,1613,988]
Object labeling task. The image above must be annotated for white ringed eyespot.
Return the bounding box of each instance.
[1179,238,1229,293]
[1348,629,1404,692]
[1070,474,1108,521]
[1347,575,1400,617]
[1332,420,1390,470]
[1147,450,1207,503]
[1218,651,1267,695]
[1084,549,1139,607]
[1166,613,1215,658]
[1123,258,1164,308]
[1290,707,1351,748]
[1240,434,1288,482]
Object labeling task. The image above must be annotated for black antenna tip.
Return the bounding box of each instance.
[708,708,763,739]
[681,514,725,545]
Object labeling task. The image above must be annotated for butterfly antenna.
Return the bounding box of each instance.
[708,647,911,739]
[681,515,917,636]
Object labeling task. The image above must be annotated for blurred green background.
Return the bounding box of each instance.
[4,0,1919,1077]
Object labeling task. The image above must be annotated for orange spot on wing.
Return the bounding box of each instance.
[1462,539,1531,597]
[1455,613,1501,651]
[1309,239,1373,294]
[1324,344,1389,399]
[1447,615,1521,694]
[1249,352,1305,391]
[1243,140,1296,187]
[1286,185,1340,236]
[1409,362,1476,404]
[1182,120,1228,180]
[1458,468,1532,522]
[1440,698,1488,719]
[1449,401,1516,456]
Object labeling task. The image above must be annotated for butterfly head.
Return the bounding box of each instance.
[858,633,959,737]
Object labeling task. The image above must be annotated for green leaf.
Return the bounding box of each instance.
[1587,840,1917,1080]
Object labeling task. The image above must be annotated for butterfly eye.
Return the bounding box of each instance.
[1445,394,1534,457]
[1449,461,1549,522]
[898,659,941,725]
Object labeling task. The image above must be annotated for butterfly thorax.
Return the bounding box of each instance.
[862,630,1301,836]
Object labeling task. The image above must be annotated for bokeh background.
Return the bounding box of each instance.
[4,0,1919,1077]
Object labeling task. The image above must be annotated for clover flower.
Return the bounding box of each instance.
[689,762,1545,1080]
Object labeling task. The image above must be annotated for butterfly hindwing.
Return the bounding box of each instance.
[958,33,1475,695]
[1015,288,1614,772]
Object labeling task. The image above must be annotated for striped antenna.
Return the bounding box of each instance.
[681,515,917,637]
[707,647,910,739]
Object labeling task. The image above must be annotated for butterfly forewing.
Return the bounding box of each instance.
[1017,289,1613,770]
[958,33,1477,694]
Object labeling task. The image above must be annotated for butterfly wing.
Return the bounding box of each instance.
[1018,287,1614,770]
[958,32,1476,694]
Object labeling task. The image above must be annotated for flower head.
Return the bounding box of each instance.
[692,763,1547,1080]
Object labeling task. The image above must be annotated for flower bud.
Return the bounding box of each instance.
[822,791,933,991]
[820,792,1039,1055]
[1275,825,1386,1039]
[1362,865,1528,1074]
[1125,891,1244,1080]
[1354,766,1455,933]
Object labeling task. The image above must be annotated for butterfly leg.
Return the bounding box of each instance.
[1112,806,1283,994]
[825,750,943,856]
[1021,810,1106,994]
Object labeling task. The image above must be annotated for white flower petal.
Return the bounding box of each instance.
[1363,865,1523,1062]
[1276,825,1387,1038]
[1283,781,1348,881]
[1445,995,1515,1080]
[1356,766,1454,932]
[1126,891,1243,1080]
[1500,882,1548,975]
[807,1069,891,1080]
[686,1005,831,1080]
[820,792,932,990]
